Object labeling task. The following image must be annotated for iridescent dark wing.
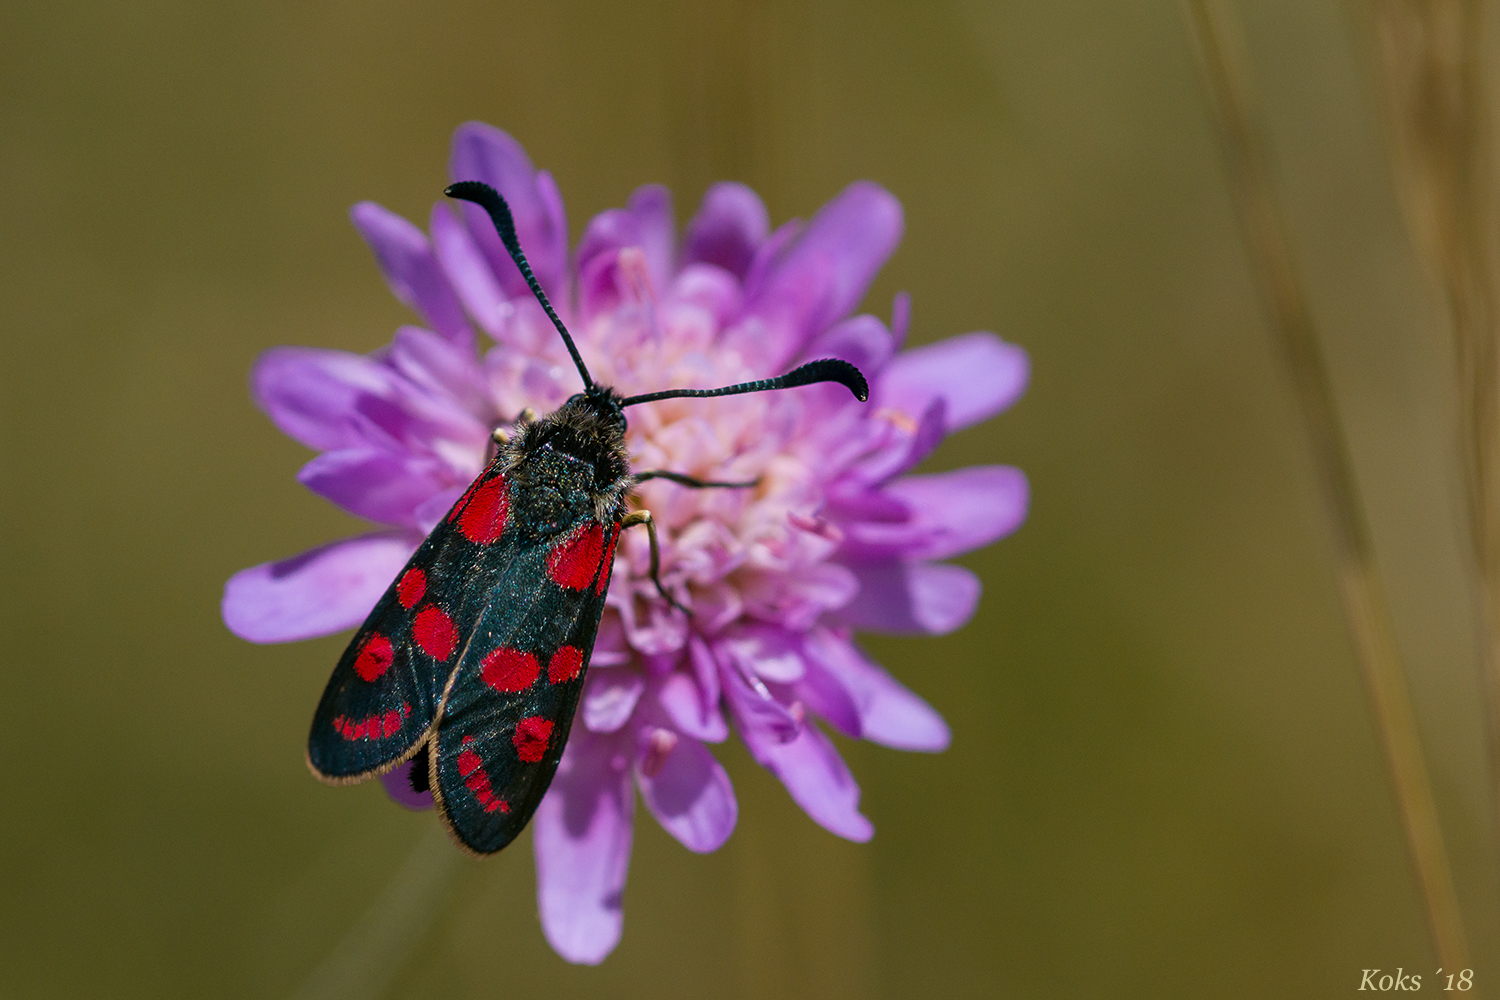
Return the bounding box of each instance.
[430,519,622,854]
[307,461,520,782]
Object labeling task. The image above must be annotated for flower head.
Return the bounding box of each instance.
[223,122,1028,963]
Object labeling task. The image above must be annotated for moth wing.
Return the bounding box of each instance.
[432,519,621,854]
[308,465,521,782]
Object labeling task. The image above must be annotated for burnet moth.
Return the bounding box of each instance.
[307,180,869,855]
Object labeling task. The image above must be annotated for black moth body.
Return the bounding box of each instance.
[307,180,868,856]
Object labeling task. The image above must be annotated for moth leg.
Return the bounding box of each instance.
[634,470,760,490]
[621,509,689,614]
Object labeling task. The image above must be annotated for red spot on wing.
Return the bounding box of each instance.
[353,634,394,682]
[457,475,509,544]
[547,646,584,684]
[513,716,554,763]
[447,473,485,523]
[332,702,410,741]
[412,605,457,660]
[481,647,540,693]
[547,523,605,590]
[595,523,620,595]
[396,568,426,609]
[456,747,483,776]
[454,741,507,813]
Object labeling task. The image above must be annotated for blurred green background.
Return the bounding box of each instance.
[5,0,1499,996]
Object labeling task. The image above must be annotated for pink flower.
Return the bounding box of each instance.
[223,122,1028,963]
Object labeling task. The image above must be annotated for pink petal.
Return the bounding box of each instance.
[794,656,863,739]
[576,217,640,318]
[250,347,400,452]
[838,561,981,635]
[625,184,675,294]
[582,668,647,733]
[387,325,493,422]
[379,760,434,810]
[411,483,467,533]
[449,122,569,305]
[575,185,675,318]
[718,622,806,683]
[843,466,1029,561]
[534,728,634,965]
[719,653,800,744]
[295,448,450,528]
[826,486,910,524]
[739,562,859,631]
[636,736,737,853]
[802,313,896,375]
[744,721,873,842]
[892,401,949,479]
[740,217,804,302]
[346,378,489,462]
[745,181,903,365]
[665,263,744,330]
[890,290,911,347]
[657,671,729,743]
[842,398,947,486]
[349,202,471,345]
[688,635,722,711]
[535,169,570,283]
[429,203,512,339]
[251,347,487,463]
[876,332,1028,432]
[804,630,949,751]
[684,182,769,279]
[222,532,418,643]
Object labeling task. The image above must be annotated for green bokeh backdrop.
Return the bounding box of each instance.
[4,1,1498,997]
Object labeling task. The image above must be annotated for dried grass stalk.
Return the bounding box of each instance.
[1185,0,1470,971]
[1372,0,1500,848]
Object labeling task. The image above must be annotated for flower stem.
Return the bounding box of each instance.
[1184,0,1470,972]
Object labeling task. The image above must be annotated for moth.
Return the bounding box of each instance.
[307,180,869,854]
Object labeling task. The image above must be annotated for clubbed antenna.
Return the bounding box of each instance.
[619,358,869,408]
[445,181,593,391]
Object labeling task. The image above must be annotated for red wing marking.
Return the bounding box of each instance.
[447,473,485,524]
[456,735,509,813]
[353,634,394,682]
[412,605,457,660]
[457,475,509,544]
[547,523,605,590]
[332,701,411,741]
[595,524,619,595]
[480,647,540,693]
[547,646,584,684]
[396,568,427,609]
[513,716,554,763]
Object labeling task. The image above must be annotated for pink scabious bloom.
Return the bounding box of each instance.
[223,122,1028,963]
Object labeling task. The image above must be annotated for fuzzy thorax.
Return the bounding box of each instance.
[505,388,633,524]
